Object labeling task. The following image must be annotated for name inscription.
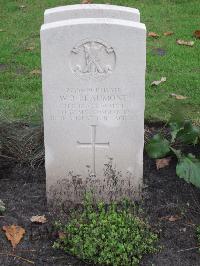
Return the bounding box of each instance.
[50,87,133,121]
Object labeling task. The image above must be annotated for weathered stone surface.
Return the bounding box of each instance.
[40,17,146,205]
[44,4,140,23]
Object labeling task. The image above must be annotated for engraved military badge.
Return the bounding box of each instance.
[70,39,116,80]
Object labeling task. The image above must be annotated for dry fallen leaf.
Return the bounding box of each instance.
[3,225,25,249]
[194,30,200,39]
[151,77,166,86]
[156,157,171,170]
[164,31,174,36]
[30,215,47,224]
[170,93,188,100]
[168,215,181,222]
[25,46,35,51]
[30,69,41,75]
[160,215,181,222]
[176,39,194,47]
[148,32,159,38]
[81,0,92,3]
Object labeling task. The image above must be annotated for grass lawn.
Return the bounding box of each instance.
[0,0,199,124]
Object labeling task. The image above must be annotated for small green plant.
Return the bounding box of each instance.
[53,196,158,266]
[145,111,200,188]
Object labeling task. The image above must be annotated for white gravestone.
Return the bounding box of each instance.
[44,4,140,23]
[41,17,146,206]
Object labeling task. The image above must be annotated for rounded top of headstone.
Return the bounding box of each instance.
[41,17,146,32]
[44,4,140,24]
[44,4,140,16]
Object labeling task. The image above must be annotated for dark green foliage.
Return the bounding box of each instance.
[176,153,200,188]
[145,134,170,159]
[145,114,200,188]
[53,197,158,266]
[170,119,200,145]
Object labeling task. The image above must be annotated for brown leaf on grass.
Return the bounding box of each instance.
[25,46,35,51]
[3,225,25,249]
[176,39,194,47]
[194,30,200,39]
[164,31,174,36]
[151,77,166,86]
[148,32,159,38]
[170,93,188,100]
[81,0,92,3]
[29,69,41,75]
[30,215,47,224]
[156,157,171,170]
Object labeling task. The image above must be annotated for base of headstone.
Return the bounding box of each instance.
[47,160,142,212]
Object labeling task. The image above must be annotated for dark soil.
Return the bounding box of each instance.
[0,126,200,265]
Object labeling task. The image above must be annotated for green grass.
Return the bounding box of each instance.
[0,0,200,124]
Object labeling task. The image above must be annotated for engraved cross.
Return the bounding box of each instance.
[77,125,109,176]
